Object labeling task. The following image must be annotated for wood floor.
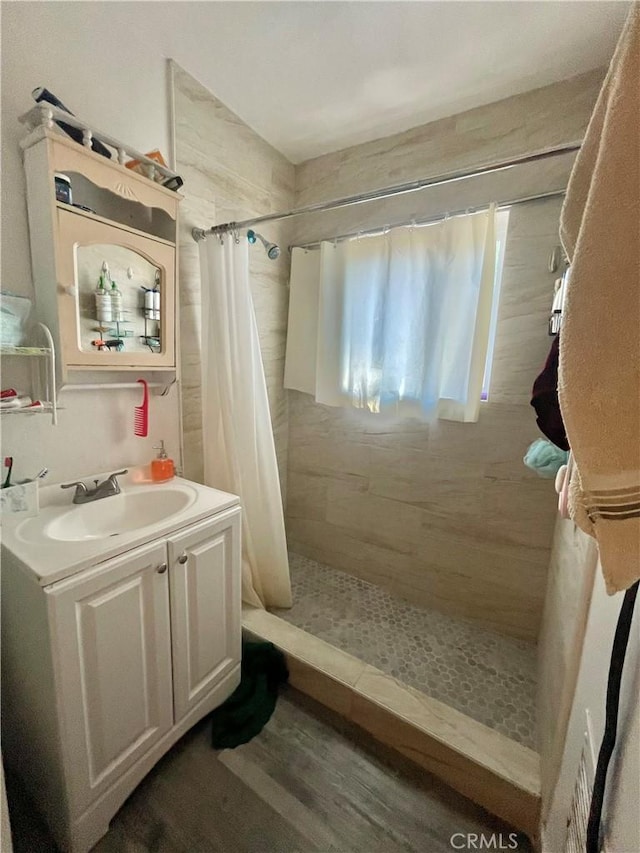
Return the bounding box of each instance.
[7,689,532,852]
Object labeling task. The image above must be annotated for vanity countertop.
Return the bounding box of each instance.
[1,468,240,587]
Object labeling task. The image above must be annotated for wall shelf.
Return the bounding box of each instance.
[19,122,180,382]
[0,404,63,416]
[0,323,59,424]
[0,345,52,356]
[19,102,181,185]
[55,202,176,248]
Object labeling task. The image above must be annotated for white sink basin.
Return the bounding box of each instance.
[45,488,194,541]
[3,469,240,587]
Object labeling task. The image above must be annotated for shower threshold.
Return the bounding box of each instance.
[242,553,541,841]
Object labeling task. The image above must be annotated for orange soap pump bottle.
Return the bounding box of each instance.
[151,440,175,482]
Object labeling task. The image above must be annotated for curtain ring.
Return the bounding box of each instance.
[233,228,240,245]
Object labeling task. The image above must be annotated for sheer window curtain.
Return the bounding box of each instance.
[285,205,502,423]
[199,236,292,609]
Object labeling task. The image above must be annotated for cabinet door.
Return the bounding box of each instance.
[56,208,176,370]
[168,508,242,721]
[46,541,173,814]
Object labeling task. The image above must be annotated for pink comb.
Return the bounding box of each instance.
[134,379,149,437]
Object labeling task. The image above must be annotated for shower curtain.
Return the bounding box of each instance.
[198,235,292,609]
[285,206,498,422]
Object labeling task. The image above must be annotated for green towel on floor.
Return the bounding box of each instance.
[210,639,289,749]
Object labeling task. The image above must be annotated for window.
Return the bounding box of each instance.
[284,205,509,423]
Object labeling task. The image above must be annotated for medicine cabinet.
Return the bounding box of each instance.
[19,106,182,382]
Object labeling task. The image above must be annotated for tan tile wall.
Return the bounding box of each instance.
[294,69,604,206]
[286,70,605,642]
[537,519,597,810]
[172,62,295,492]
[171,61,603,641]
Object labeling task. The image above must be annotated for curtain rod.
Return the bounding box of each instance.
[191,141,581,242]
[291,188,567,251]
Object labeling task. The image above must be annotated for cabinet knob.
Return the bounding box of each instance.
[178,553,188,564]
[156,563,168,574]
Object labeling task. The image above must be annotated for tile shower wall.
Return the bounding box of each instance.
[537,517,597,807]
[294,69,604,208]
[286,70,604,642]
[172,62,295,491]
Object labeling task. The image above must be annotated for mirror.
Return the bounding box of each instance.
[74,244,163,354]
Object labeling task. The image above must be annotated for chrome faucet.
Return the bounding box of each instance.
[60,470,128,504]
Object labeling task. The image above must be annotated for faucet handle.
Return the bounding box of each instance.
[105,469,128,492]
[108,469,129,480]
[60,481,88,502]
[60,480,87,491]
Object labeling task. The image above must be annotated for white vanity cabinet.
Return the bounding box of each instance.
[47,540,175,816]
[168,515,241,720]
[1,504,241,853]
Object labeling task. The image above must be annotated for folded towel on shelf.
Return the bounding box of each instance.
[558,3,640,594]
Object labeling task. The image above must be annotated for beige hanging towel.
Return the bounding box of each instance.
[559,3,640,594]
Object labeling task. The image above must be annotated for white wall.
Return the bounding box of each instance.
[543,566,640,853]
[1,3,178,483]
[1,2,174,281]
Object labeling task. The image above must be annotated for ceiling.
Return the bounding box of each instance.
[158,1,629,163]
[11,1,628,165]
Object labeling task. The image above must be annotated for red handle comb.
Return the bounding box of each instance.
[134,379,149,437]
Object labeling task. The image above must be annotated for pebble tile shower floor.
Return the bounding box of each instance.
[273,553,537,749]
